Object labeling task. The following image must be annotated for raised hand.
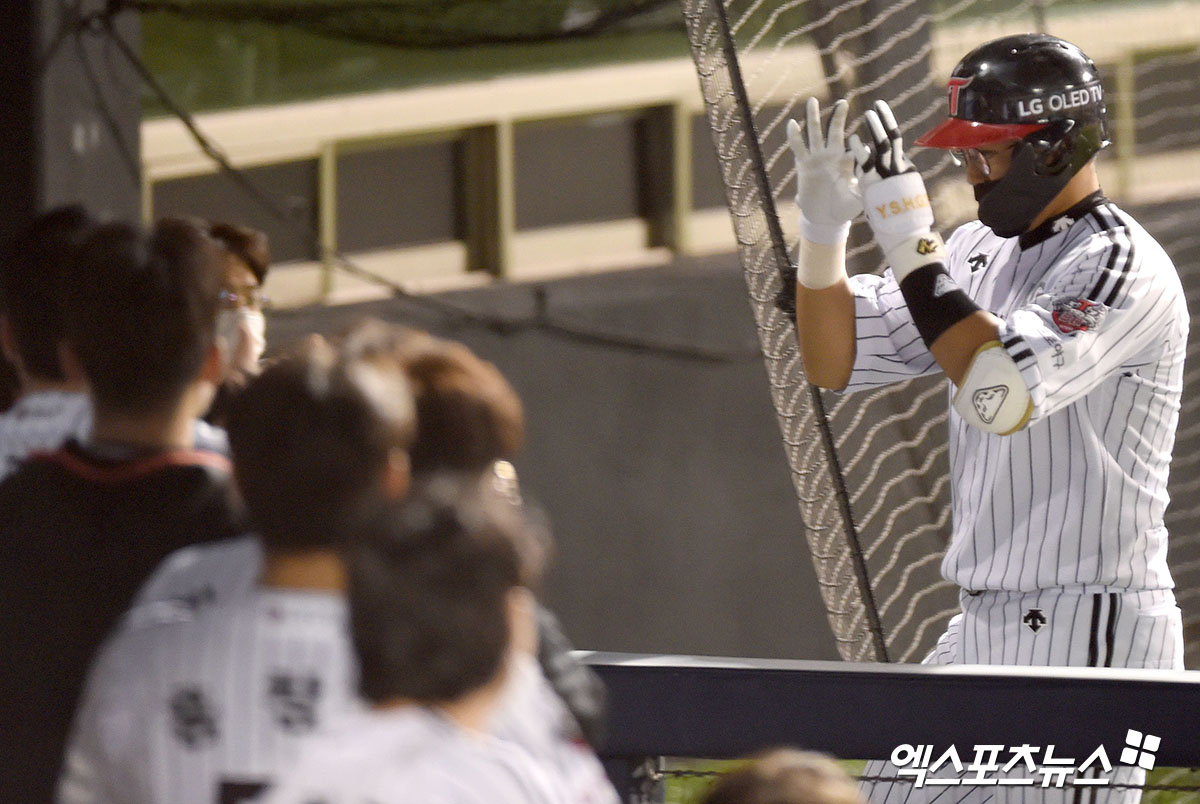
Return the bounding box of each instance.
[786,97,861,244]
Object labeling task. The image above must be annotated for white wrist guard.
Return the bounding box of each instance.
[886,231,946,285]
[952,340,1033,435]
[862,170,935,252]
[799,211,852,246]
[798,236,849,291]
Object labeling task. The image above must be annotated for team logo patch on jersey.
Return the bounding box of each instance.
[268,673,323,734]
[1023,608,1048,632]
[170,686,219,749]
[967,253,988,272]
[1052,297,1108,334]
[971,385,1008,425]
[1051,215,1075,233]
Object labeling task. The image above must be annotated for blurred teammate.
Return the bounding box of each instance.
[345,324,611,757]
[699,750,865,804]
[260,475,562,804]
[0,209,229,473]
[787,34,1186,802]
[0,218,243,803]
[206,221,271,425]
[59,338,415,804]
[95,322,616,803]
[0,205,97,479]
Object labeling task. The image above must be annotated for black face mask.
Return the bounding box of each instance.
[974,141,1079,239]
[973,180,998,204]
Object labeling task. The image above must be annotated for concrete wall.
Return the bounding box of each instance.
[268,253,840,661]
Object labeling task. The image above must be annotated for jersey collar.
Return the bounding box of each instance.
[1018,190,1107,250]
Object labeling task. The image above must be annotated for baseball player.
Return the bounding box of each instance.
[787,34,1186,802]
[258,476,565,804]
[0,206,96,479]
[63,326,617,804]
[58,338,416,804]
[0,209,231,473]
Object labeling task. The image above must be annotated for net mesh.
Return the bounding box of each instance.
[681,0,1200,665]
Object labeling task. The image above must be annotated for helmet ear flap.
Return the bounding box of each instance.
[1027,120,1077,176]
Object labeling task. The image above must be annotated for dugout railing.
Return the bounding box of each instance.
[582,652,1200,801]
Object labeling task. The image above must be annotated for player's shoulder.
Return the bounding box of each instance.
[1051,200,1180,295]
[133,533,263,611]
[1083,201,1175,266]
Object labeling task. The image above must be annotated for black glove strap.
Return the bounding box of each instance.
[899,263,982,348]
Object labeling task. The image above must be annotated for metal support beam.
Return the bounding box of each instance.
[0,0,142,246]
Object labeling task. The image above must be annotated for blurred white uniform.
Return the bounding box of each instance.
[59,587,357,804]
[0,390,89,480]
[63,535,618,804]
[257,706,561,804]
[493,654,619,804]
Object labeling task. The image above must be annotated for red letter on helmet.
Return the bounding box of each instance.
[947,76,973,116]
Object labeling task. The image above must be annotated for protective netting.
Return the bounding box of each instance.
[681,0,1200,665]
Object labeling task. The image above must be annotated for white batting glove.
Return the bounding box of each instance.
[850,99,945,283]
[787,98,861,245]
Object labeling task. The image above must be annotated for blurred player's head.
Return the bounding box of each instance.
[699,749,865,804]
[226,336,416,553]
[349,474,548,711]
[341,321,524,475]
[61,218,224,419]
[916,34,1107,237]
[0,205,98,386]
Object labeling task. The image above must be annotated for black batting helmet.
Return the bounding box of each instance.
[917,34,1109,236]
[917,33,1107,150]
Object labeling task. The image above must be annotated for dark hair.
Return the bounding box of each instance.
[208,221,270,284]
[339,321,524,474]
[0,205,97,380]
[226,337,416,552]
[61,218,223,415]
[700,750,864,804]
[349,474,548,704]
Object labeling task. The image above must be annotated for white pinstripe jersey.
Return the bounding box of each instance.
[845,196,1187,593]
[0,390,90,481]
[59,587,359,804]
[257,706,562,804]
[118,536,619,804]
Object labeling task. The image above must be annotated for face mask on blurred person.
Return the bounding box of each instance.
[216,307,267,374]
[238,308,267,367]
[216,308,240,361]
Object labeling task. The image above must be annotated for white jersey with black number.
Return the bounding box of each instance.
[128,537,620,804]
[845,196,1187,594]
[257,706,562,804]
[58,587,359,804]
[0,390,90,481]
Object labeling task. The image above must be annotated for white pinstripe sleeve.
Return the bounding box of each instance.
[843,270,940,392]
[999,211,1186,423]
